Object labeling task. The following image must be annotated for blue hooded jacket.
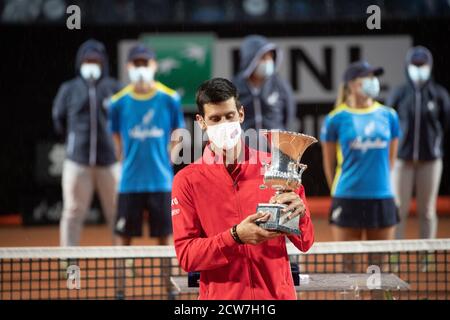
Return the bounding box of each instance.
[52,39,123,166]
[233,35,296,131]
[387,46,450,161]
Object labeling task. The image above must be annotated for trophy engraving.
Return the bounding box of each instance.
[256,130,317,235]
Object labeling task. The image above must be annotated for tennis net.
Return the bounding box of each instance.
[1,239,449,300]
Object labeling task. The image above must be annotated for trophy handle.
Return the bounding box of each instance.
[262,162,270,175]
[296,163,307,180]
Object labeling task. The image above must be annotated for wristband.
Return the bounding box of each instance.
[231,224,244,244]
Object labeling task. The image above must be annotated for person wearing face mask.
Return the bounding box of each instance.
[321,61,401,251]
[387,46,450,240]
[108,44,185,247]
[52,39,123,247]
[233,35,295,140]
[171,78,314,300]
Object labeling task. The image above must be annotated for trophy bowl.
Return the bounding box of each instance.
[256,130,317,235]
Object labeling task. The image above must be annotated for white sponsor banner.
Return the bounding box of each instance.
[214,36,412,103]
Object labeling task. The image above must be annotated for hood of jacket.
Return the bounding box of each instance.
[405,45,434,87]
[238,35,282,79]
[75,39,110,78]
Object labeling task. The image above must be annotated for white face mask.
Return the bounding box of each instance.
[206,121,242,150]
[255,59,275,78]
[128,66,155,84]
[408,64,431,84]
[80,63,101,81]
[360,77,380,99]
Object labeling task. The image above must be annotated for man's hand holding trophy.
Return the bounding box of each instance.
[256,130,317,235]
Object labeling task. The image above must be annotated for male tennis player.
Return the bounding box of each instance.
[171,78,314,300]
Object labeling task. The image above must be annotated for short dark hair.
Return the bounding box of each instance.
[195,78,241,116]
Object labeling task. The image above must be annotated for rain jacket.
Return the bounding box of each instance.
[52,39,123,166]
[233,35,296,131]
[171,143,314,300]
[386,48,450,161]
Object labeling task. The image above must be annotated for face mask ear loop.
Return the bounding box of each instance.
[201,118,207,130]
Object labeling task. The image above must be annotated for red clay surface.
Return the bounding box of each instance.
[1,196,448,227]
[1,216,450,247]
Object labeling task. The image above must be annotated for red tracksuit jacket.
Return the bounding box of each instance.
[171,144,314,300]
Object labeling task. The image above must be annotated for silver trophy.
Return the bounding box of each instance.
[256,130,317,235]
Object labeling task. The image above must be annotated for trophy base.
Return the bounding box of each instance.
[255,203,301,235]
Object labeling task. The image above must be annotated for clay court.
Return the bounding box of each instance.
[1,197,449,246]
[1,197,449,301]
[1,216,450,246]
[1,215,449,301]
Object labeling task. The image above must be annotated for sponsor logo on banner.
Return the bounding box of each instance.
[213,36,412,103]
[118,35,412,137]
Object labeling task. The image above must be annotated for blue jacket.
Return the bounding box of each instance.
[387,50,450,161]
[52,39,123,166]
[233,35,296,131]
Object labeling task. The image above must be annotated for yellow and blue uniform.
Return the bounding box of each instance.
[109,82,185,193]
[321,102,400,199]
[320,102,401,228]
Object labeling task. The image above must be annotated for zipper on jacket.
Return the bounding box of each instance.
[232,179,256,300]
[413,88,421,162]
[219,162,256,299]
[253,95,263,131]
[67,132,75,156]
[88,83,98,166]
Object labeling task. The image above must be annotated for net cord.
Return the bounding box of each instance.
[1,239,449,259]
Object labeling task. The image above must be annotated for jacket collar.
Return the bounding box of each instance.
[200,142,264,185]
